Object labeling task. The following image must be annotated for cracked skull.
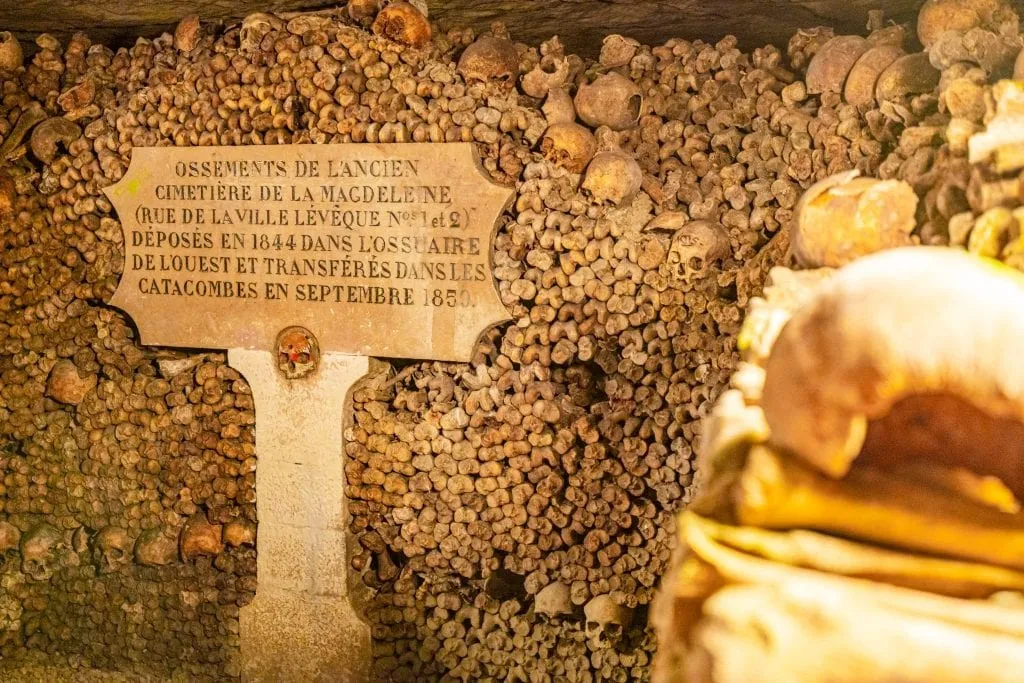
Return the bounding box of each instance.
[0,521,19,573]
[661,220,732,284]
[180,514,224,561]
[238,12,281,52]
[134,527,179,566]
[92,526,132,574]
[534,582,573,620]
[276,326,320,379]
[20,523,64,581]
[583,594,633,642]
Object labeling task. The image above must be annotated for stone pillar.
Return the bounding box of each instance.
[228,349,370,683]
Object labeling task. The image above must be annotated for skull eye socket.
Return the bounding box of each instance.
[688,256,705,270]
[296,352,310,364]
[108,549,124,560]
[626,94,641,122]
[24,559,45,576]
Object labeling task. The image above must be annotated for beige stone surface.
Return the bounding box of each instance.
[228,349,371,683]
[239,586,371,683]
[105,144,512,362]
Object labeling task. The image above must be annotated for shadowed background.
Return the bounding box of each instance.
[0,0,922,54]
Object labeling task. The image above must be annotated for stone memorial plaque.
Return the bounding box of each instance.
[104,143,512,361]
[103,143,513,682]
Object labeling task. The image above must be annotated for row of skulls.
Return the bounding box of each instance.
[0,515,254,581]
[533,583,635,644]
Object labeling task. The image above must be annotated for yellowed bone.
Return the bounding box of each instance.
[735,446,1024,570]
[677,508,1024,636]
[686,512,1024,598]
[899,461,1020,514]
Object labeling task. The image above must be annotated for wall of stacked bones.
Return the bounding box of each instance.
[0,0,1018,679]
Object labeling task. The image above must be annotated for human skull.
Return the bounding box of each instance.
[575,73,643,131]
[600,34,640,68]
[20,523,64,581]
[134,528,179,566]
[0,521,20,572]
[276,326,320,379]
[581,150,643,205]
[661,220,732,284]
[180,514,224,561]
[457,35,519,85]
[92,526,132,574]
[792,171,917,268]
[541,122,597,174]
[372,1,432,49]
[583,594,633,642]
[534,582,573,620]
[222,519,256,548]
[239,12,282,52]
